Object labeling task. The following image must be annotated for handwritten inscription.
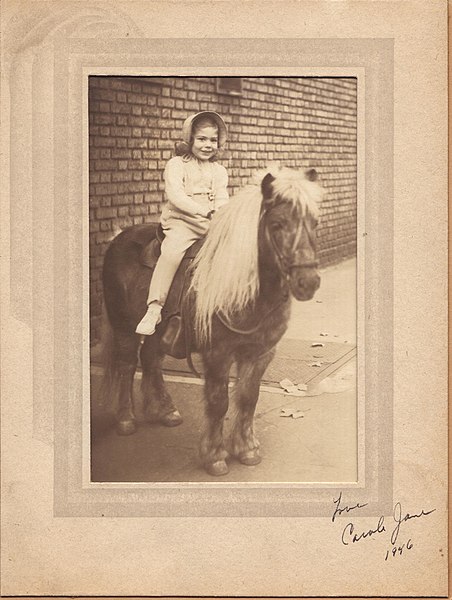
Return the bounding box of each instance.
[332,493,435,562]
[341,516,386,545]
[332,491,368,523]
[390,502,435,545]
[385,538,413,561]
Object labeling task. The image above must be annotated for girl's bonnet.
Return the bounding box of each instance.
[175,111,227,156]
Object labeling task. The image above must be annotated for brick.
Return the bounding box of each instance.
[127,92,148,105]
[129,116,147,127]
[157,96,175,108]
[117,216,134,228]
[111,102,131,114]
[91,89,117,102]
[93,137,115,148]
[142,106,160,118]
[111,149,133,159]
[95,183,118,195]
[129,205,150,216]
[93,114,116,125]
[109,79,133,92]
[143,171,161,181]
[128,139,148,149]
[94,159,118,171]
[110,126,132,137]
[112,194,134,206]
[96,207,117,219]
[112,172,133,182]
[128,159,148,170]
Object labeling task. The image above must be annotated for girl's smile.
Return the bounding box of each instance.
[191,125,219,161]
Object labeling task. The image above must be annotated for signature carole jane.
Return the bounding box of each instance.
[332,492,435,561]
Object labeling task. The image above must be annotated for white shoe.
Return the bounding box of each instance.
[135,303,162,335]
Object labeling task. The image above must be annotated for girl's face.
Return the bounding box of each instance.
[191,125,219,161]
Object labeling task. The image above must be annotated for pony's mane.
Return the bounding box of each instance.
[190,167,324,344]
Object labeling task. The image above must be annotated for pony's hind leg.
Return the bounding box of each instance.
[200,352,235,476]
[113,330,141,436]
[230,348,276,466]
[140,335,182,427]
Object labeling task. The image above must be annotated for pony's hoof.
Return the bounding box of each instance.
[160,410,183,427]
[238,450,261,466]
[116,420,137,436]
[205,460,229,476]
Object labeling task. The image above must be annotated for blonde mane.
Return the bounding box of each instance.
[190,167,324,344]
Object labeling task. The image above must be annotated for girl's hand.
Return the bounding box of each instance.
[198,207,214,219]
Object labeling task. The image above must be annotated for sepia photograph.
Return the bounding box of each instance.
[88,76,358,483]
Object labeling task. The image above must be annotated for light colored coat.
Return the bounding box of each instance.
[161,155,229,234]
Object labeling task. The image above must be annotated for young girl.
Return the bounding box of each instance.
[136,111,229,335]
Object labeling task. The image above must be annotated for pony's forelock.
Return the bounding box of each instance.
[265,167,323,219]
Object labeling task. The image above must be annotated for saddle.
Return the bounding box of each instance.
[139,225,203,360]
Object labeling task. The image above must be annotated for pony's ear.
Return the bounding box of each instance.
[261,172,276,200]
[305,168,318,182]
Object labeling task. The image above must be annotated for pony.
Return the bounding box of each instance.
[100,166,324,476]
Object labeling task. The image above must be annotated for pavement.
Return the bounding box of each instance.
[90,258,357,483]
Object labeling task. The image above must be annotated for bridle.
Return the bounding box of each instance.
[261,202,319,280]
[216,200,318,336]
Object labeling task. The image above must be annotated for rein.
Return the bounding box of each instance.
[216,295,288,336]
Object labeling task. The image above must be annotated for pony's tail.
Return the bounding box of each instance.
[97,303,119,409]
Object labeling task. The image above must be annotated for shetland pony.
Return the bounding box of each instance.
[100,167,324,476]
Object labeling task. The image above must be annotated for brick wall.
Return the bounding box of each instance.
[89,76,357,343]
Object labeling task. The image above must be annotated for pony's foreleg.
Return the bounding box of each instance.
[140,336,182,427]
[230,349,276,465]
[114,331,141,436]
[200,354,234,476]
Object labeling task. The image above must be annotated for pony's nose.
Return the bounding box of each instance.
[297,272,320,291]
[293,270,321,300]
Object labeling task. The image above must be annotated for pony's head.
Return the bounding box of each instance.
[259,166,323,300]
[190,166,324,344]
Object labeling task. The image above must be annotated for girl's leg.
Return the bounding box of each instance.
[136,225,199,335]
